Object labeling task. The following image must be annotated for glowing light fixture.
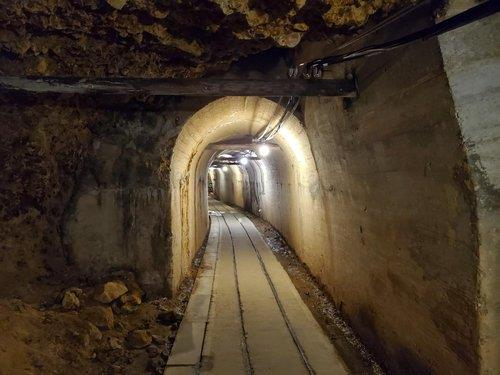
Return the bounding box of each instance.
[258,144,270,157]
[219,153,232,158]
[222,166,229,172]
[240,157,249,165]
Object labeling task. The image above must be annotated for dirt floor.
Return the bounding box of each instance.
[0,245,207,375]
[0,209,383,375]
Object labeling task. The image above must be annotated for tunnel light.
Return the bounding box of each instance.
[222,166,229,172]
[258,144,270,157]
[240,157,249,165]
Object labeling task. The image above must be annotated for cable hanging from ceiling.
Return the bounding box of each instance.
[289,0,499,79]
[255,96,300,142]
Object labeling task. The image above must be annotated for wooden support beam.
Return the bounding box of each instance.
[0,76,357,97]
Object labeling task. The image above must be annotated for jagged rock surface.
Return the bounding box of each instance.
[0,0,405,78]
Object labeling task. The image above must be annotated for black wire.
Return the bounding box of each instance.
[258,96,294,141]
[299,0,499,73]
[255,96,285,141]
[264,97,300,141]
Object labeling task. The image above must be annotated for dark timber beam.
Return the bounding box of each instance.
[0,76,357,97]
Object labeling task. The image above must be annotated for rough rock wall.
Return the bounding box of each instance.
[0,94,204,299]
[211,37,482,374]
[0,0,405,78]
[63,99,199,295]
[0,94,92,301]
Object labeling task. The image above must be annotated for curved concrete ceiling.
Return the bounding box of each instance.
[170,96,320,289]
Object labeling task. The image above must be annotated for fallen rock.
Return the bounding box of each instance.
[109,337,123,350]
[88,324,102,342]
[147,357,166,374]
[146,344,160,358]
[151,335,166,346]
[120,290,141,306]
[126,329,152,349]
[81,306,114,330]
[67,287,84,297]
[156,311,181,326]
[111,301,122,315]
[94,281,128,304]
[106,0,127,10]
[119,290,142,313]
[61,291,80,310]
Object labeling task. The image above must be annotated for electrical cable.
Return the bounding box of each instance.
[292,0,499,78]
[263,97,300,141]
[254,96,284,141]
[256,96,294,141]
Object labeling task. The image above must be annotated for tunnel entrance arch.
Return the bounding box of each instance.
[169,96,327,291]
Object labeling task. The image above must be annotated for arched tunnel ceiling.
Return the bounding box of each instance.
[171,96,310,182]
[0,0,407,78]
[169,96,317,289]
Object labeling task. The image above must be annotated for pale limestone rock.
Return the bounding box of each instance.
[106,0,127,10]
[120,290,142,306]
[61,291,80,310]
[126,329,152,349]
[151,334,166,345]
[94,281,128,303]
[82,306,114,330]
[87,322,102,341]
[109,336,123,350]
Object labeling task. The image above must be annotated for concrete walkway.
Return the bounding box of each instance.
[165,200,348,375]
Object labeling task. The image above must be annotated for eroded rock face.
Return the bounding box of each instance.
[0,94,200,299]
[0,95,93,300]
[0,0,404,78]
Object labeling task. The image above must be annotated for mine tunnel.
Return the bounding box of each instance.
[0,0,499,374]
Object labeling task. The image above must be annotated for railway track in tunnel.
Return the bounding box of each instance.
[164,199,348,375]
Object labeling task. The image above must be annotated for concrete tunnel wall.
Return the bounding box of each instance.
[208,146,328,276]
[201,30,500,374]
[170,13,499,372]
[439,3,500,372]
[169,97,326,293]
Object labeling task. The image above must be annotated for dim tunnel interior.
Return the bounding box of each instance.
[0,1,499,374]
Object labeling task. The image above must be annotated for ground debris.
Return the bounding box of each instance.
[61,290,80,310]
[0,230,206,373]
[126,329,152,349]
[94,281,129,304]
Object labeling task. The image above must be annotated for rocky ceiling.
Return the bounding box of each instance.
[0,0,407,78]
